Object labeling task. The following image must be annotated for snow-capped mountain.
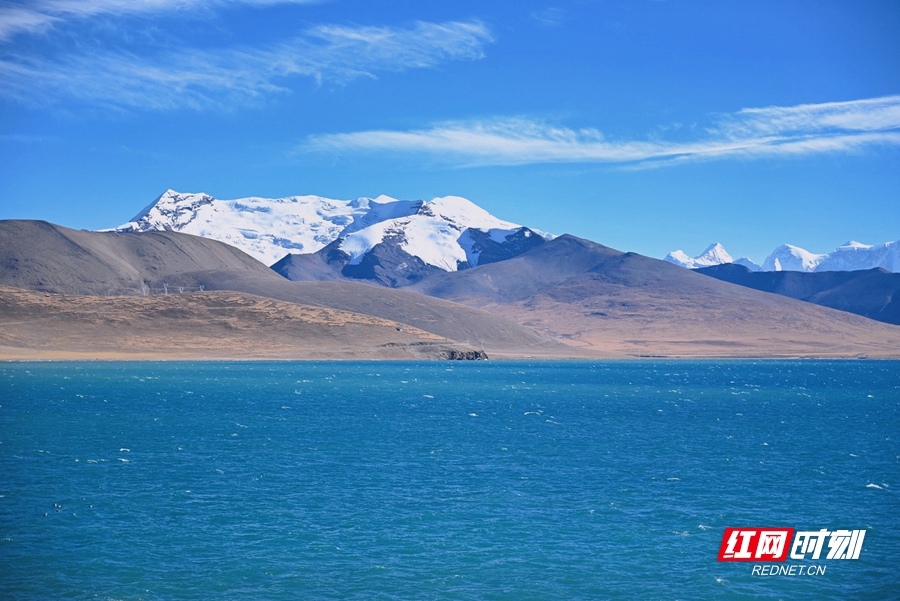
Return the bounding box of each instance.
[665,239,900,273]
[808,240,900,272]
[762,240,900,272]
[664,243,761,271]
[665,243,732,268]
[114,190,382,266]
[326,195,547,272]
[761,244,827,272]
[112,190,550,276]
[271,195,550,287]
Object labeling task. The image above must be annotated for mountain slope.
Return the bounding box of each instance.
[0,285,474,361]
[696,263,900,326]
[178,273,566,356]
[0,220,273,295]
[412,235,900,357]
[0,220,563,357]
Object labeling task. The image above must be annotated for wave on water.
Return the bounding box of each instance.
[1,359,898,599]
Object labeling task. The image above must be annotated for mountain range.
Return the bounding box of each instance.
[409,235,900,356]
[125,190,899,278]
[663,243,761,271]
[666,240,900,272]
[3,190,900,359]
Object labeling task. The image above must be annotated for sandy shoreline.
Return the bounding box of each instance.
[1,348,893,361]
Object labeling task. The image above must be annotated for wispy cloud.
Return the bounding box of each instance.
[531,7,568,27]
[0,20,492,109]
[305,96,900,167]
[0,0,318,42]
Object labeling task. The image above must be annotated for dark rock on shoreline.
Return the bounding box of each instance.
[439,349,488,360]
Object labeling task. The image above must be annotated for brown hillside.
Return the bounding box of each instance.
[0,285,478,361]
[412,235,900,358]
[0,220,272,295]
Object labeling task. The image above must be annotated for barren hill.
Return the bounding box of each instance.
[167,272,568,357]
[0,285,478,361]
[411,235,900,357]
[0,220,272,295]
[0,220,564,357]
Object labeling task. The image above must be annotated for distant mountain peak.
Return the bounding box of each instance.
[733,257,761,271]
[762,244,827,272]
[664,242,743,269]
[666,238,900,274]
[762,240,900,273]
[700,242,733,263]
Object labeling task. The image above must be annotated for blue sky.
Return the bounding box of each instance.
[1,0,898,263]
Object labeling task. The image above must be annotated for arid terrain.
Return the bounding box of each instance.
[0,285,484,360]
[413,235,900,358]
[2,221,899,360]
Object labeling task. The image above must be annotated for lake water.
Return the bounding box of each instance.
[1,360,898,599]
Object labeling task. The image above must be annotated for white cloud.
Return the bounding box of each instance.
[0,0,318,42]
[0,20,493,109]
[531,8,568,27]
[0,6,57,41]
[714,96,900,138]
[306,96,900,166]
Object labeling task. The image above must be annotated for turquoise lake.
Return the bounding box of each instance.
[1,360,898,599]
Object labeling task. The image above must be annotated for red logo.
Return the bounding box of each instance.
[718,528,794,562]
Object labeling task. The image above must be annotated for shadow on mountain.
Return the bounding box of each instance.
[272,237,446,287]
[695,263,900,326]
[271,227,546,288]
